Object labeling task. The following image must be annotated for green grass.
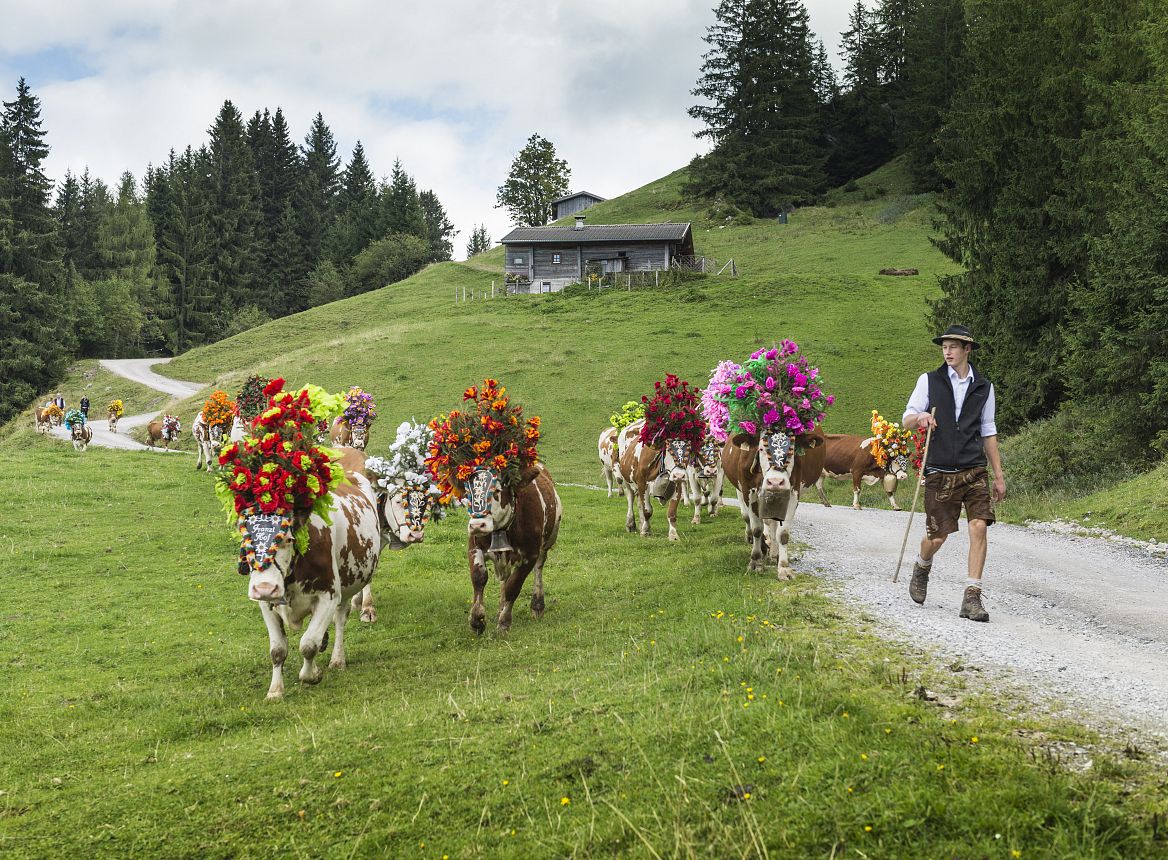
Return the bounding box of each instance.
[4,161,1167,855]
[1,433,1164,857]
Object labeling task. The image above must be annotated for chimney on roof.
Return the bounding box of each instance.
[574,214,585,230]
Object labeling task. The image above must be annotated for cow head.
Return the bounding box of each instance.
[695,436,721,479]
[378,483,434,548]
[240,509,298,603]
[209,423,224,444]
[465,467,515,537]
[860,437,910,488]
[757,430,795,491]
[350,422,369,450]
[71,423,88,441]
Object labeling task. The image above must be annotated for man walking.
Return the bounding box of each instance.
[80,395,90,419]
[903,325,1006,622]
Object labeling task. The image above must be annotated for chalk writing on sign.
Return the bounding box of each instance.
[245,513,285,566]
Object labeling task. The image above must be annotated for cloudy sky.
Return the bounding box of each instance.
[1,1,853,258]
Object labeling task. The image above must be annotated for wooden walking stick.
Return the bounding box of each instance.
[893,408,936,583]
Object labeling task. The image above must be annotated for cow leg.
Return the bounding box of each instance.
[352,584,376,623]
[469,546,489,635]
[497,557,532,633]
[328,597,353,670]
[775,494,800,580]
[530,554,546,619]
[638,489,653,536]
[887,491,901,511]
[813,476,832,507]
[298,596,336,684]
[741,492,766,572]
[852,476,863,510]
[711,474,724,517]
[259,602,288,700]
[623,482,637,532]
[602,465,614,498]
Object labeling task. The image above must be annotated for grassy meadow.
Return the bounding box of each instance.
[3,160,1167,856]
[1,433,1165,858]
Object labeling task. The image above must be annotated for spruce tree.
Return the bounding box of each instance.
[466,224,492,258]
[296,112,340,271]
[155,148,216,353]
[331,140,379,264]
[688,0,825,215]
[380,159,425,236]
[77,167,112,280]
[0,78,72,422]
[419,189,456,262]
[55,170,83,268]
[205,100,260,318]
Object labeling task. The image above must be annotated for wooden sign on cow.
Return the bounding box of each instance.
[240,512,288,574]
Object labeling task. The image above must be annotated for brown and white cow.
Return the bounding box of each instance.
[146,416,182,449]
[350,471,442,624]
[107,409,119,433]
[598,426,622,497]
[684,435,725,524]
[721,427,826,579]
[193,411,225,471]
[330,417,370,450]
[34,406,53,434]
[813,433,910,510]
[616,418,695,541]
[245,448,382,699]
[71,422,93,452]
[464,463,561,635]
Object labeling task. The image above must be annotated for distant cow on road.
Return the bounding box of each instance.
[813,433,909,510]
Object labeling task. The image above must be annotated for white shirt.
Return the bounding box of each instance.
[904,365,997,437]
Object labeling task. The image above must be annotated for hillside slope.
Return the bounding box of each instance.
[145,160,954,483]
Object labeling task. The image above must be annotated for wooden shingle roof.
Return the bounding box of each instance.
[501,222,691,244]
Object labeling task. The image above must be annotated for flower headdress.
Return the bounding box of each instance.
[701,341,834,441]
[868,410,914,468]
[202,391,237,430]
[640,374,705,449]
[107,399,124,418]
[44,404,64,421]
[609,400,645,432]
[64,408,86,429]
[236,375,271,422]
[426,379,540,499]
[215,378,347,553]
[366,421,451,514]
[341,386,377,427]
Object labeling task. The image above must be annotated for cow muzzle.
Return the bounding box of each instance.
[763,472,791,492]
[468,515,494,535]
[399,525,425,544]
[668,467,687,483]
[248,572,285,602]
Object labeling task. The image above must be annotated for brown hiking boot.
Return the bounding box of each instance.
[959,586,989,622]
[909,563,930,604]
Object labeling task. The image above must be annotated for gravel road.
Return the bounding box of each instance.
[46,358,205,452]
[793,502,1168,738]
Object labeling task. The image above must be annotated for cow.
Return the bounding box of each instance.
[721,427,826,579]
[350,469,441,624]
[107,408,119,433]
[598,426,622,497]
[71,422,93,452]
[146,416,182,449]
[193,411,226,471]
[812,433,909,510]
[616,418,694,541]
[464,462,561,635]
[330,417,370,450]
[228,415,248,443]
[245,448,382,700]
[685,435,725,524]
[34,406,53,434]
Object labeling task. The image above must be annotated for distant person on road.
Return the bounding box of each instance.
[54,392,65,411]
[902,324,1007,623]
[80,395,90,418]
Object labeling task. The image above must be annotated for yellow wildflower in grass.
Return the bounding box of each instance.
[860,754,868,761]
[334,771,343,778]
[561,796,570,806]
[743,792,752,800]
[937,764,945,771]
[502,779,509,786]
[1012,852,1021,858]
[757,756,766,763]
[970,736,979,744]
[864,826,873,832]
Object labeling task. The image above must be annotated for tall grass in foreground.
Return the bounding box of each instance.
[0,435,1164,857]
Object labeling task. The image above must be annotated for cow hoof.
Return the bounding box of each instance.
[470,609,486,636]
[328,658,346,670]
[300,665,323,685]
[748,560,764,573]
[852,503,862,511]
[776,567,795,582]
[892,505,903,512]
[266,690,284,701]
[668,532,679,542]
[626,521,636,533]
[531,596,545,618]
[360,608,377,623]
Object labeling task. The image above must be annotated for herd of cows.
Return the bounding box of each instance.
[37,396,910,699]
[599,419,912,577]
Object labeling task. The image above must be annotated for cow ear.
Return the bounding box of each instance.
[859,437,874,449]
[730,431,757,449]
[798,433,824,449]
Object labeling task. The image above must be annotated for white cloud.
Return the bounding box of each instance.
[2,0,855,258]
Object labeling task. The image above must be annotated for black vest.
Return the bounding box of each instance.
[925,363,991,471]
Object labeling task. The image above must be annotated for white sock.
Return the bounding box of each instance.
[916,554,932,569]
[966,578,983,592]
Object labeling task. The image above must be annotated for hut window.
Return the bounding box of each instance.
[552,253,562,264]
[513,256,525,265]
